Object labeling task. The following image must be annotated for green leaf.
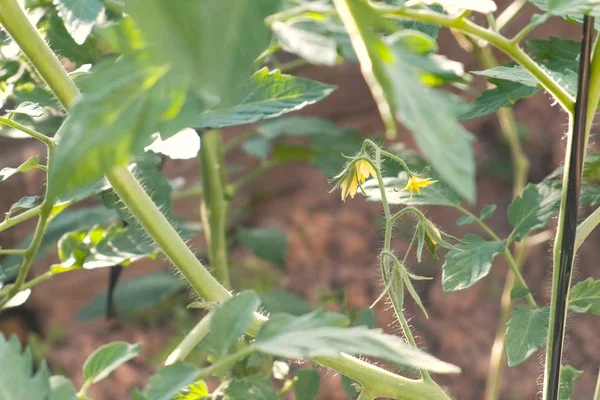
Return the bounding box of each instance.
[256,310,350,341]
[529,0,600,17]
[569,278,600,314]
[460,79,539,120]
[192,68,335,129]
[126,0,281,106]
[242,137,273,161]
[9,101,44,117]
[363,172,461,206]
[224,377,278,400]
[580,184,600,206]
[203,291,261,358]
[442,234,506,292]
[272,21,338,66]
[49,376,77,400]
[526,37,580,71]
[7,195,39,216]
[341,375,359,398]
[77,272,185,321]
[141,363,200,400]
[508,183,561,241]
[505,305,549,366]
[293,369,321,400]
[2,205,118,280]
[54,0,104,44]
[0,334,51,400]
[259,290,312,316]
[480,204,497,220]
[559,365,583,400]
[456,215,476,226]
[474,65,578,94]
[0,266,5,290]
[83,341,141,384]
[338,0,476,202]
[46,13,96,65]
[511,282,531,300]
[255,324,460,374]
[237,227,288,266]
[0,156,40,183]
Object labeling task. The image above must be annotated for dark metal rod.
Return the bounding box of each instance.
[547,14,595,400]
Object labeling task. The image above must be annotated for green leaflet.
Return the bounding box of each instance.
[54,0,104,45]
[237,227,288,266]
[441,234,506,292]
[508,183,562,241]
[336,0,476,202]
[0,334,51,400]
[505,305,549,366]
[293,369,321,400]
[272,21,339,66]
[569,278,600,314]
[224,377,278,400]
[460,79,539,120]
[139,363,201,400]
[259,290,313,316]
[529,0,600,17]
[0,155,40,183]
[83,341,141,384]
[192,68,336,129]
[202,291,261,358]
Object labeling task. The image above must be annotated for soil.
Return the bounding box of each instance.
[2,3,600,400]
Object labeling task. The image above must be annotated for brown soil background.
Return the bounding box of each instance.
[1,3,600,399]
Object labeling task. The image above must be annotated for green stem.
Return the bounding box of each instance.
[108,167,231,301]
[0,1,456,398]
[165,312,213,365]
[0,117,54,146]
[0,249,25,255]
[200,130,230,288]
[193,347,257,381]
[381,7,574,113]
[0,202,52,308]
[544,32,600,400]
[357,389,378,400]
[172,184,203,200]
[0,0,78,109]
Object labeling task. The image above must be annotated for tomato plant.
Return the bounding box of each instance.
[1,0,600,399]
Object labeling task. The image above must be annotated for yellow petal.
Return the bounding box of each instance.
[358,160,376,180]
[348,174,359,198]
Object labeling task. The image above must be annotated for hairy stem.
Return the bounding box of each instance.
[0,205,42,233]
[200,130,231,288]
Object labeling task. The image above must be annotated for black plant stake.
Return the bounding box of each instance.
[547,14,595,400]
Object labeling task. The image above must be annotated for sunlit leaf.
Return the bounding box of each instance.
[83,341,141,384]
[569,278,600,314]
[0,156,40,183]
[54,0,104,44]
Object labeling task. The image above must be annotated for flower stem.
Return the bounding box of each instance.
[200,130,231,288]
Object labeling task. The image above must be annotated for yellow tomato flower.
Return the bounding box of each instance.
[340,159,376,201]
[403,175,438,199]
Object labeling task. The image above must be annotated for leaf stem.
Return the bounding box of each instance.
[595,369,600,400]
[0,249,25,255]
[230,159,283,194]
[496,0,529,32]
[0,205,42,233]
[0,117,54,146]
[381,7,575,113]
[193,347,257,381]
[165,312,213,365]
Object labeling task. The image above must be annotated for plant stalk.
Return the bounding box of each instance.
[0,2,457,398]
[544,16,595,400]
[200,130,231,288]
